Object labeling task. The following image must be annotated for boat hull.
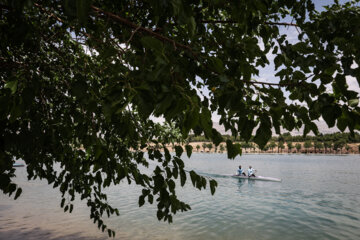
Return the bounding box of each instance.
[231,175,281,182]
[13,163,25,167]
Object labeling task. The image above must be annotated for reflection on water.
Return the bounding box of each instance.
[236,179,248,191]
[1,154,360,240]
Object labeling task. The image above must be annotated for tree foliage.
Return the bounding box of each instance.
[287,142,293,153]
[196,144,200,152]
[278,141,285,153]
[1,0,360,236]
[271,132,360,143]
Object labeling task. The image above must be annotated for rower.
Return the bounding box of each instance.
[248,166,256,177]
[237,165,246,176]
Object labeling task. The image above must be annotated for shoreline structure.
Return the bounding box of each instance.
[165,142,360,154]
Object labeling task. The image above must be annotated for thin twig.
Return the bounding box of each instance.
[126,25,141,47]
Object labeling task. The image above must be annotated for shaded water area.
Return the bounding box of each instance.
[1,154,360,240]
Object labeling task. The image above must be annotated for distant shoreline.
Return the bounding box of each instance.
[174,142,360,154]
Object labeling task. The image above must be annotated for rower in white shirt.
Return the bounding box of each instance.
[248,166,256,177]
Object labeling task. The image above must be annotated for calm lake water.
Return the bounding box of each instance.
[1,154,360,240]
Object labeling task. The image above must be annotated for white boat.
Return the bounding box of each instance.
[13,163,25,167]
[231,175,282,182]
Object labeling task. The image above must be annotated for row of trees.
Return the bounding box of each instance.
[189,140,360,154]
[267,139,357,154]
[196,143,226,153]
[188,132,360,154]
[188,132,360,144]
[273,132,360,144]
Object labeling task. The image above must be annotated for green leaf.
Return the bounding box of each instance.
[141,36,163,53]
[185,145,193,158]
[189,170,197,186]
[5,80,18,94]
[349,99,359,107]
[292,42,310,53]
[180,169,186,186]
[283,113,295,131]
[253,116,272,149]
[187,16,196,36]
[157,210,163,220]
[337,116,348,132]
[333,74,347,94]
[175,146,183,157]
[239,118,256,141]
[211,128,223,146]
[139,195,145,207]
[168,179,175,192]
[322,105,341,128]
[209,57,224,73]
[70,204,73,213]
[148,194,153,204]
[274,55,283,70]
[209,179,217,195]
[61,198,65,208]
[8,183,16,196]
[226,140,242,159]
[219,75,229,83]
[14,187,22,200]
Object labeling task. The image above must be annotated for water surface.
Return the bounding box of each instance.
[1,154,359,239]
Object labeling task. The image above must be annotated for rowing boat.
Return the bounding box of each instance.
[13,163,25,167]
[231,175,282,182]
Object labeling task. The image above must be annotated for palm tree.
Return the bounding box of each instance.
[207,143,213,152]
[314,141,323,153]
[196,145,200,152]
[345,144,351,153]
[324,142,332,154]
[278,141,285,153]
[202,143,207,152]
[287,142,293,153]
[295,143,302,153]
[333,139,346,154]
[269,141,277,153]
[304,141,312,153]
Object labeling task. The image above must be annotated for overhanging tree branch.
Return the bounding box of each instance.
[34,4,307,89]
[91,5,198,58]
